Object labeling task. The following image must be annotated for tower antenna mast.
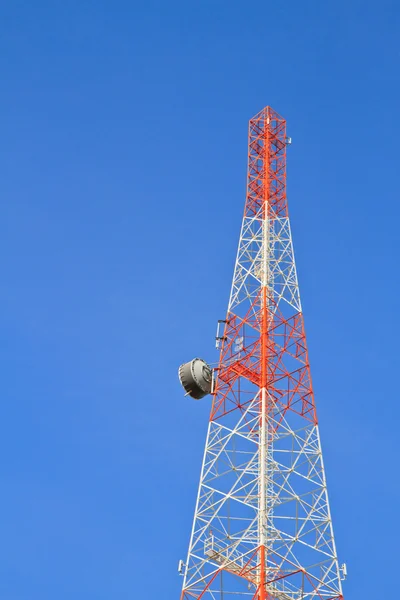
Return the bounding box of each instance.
[178,106,345,600]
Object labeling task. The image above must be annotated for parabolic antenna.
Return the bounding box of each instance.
[178,358,212,400]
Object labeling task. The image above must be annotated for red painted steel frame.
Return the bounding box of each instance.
[212,107,316,429]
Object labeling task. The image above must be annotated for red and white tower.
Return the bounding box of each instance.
[178,106,345,600]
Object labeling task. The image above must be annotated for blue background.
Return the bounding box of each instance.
[0,0,398,597]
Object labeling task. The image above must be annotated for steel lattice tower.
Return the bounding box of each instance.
[179,106,345,600]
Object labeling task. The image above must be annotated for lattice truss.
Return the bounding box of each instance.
[180,108,343,600]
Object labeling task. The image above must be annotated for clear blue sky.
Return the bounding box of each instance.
[0,0,398,597]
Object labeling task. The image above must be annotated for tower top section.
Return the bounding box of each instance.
[246,106,288,219]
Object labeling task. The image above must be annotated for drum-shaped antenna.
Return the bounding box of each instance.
[178,358,212,400]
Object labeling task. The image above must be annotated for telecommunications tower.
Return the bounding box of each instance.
[178,106,345,600]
